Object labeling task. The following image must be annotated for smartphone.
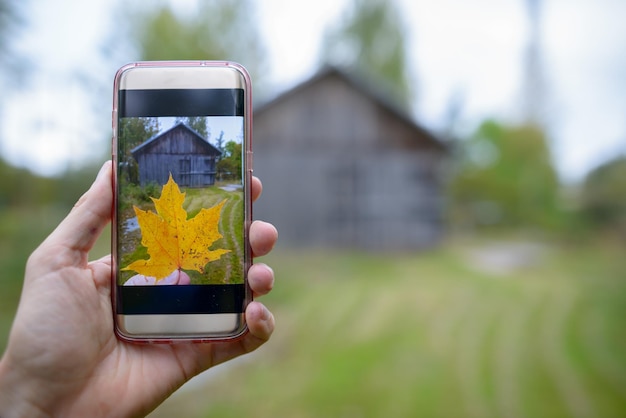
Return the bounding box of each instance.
[112,61,253,342]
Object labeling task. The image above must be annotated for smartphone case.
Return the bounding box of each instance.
[111,61,253,343]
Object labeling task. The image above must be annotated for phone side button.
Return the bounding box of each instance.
[246,150,253,172]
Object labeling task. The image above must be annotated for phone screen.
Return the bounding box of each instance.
[115,88,247,316]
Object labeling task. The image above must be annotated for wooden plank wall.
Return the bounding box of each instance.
[253,72,446,250]
[136,128,218,187]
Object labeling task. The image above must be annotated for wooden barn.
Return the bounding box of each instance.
[253,66,448,250]
[131,122,222,188]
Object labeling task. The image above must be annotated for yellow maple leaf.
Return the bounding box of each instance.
[122,175,230,280]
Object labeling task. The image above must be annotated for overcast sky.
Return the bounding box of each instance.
[1,0,625,183]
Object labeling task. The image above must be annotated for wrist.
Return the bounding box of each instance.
[0,358,53,418]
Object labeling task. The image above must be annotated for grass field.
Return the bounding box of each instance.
[1,206,625,417]
[184,186,244,284]
[148,240,626,418]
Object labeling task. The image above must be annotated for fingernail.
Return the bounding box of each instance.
[260,305,272,322]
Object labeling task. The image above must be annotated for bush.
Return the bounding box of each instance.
[119,181,161,211]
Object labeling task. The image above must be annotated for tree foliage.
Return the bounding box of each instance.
[0,157,99,209]
[580,155,626,236]
[214,131,225,155]
[0,0,16,61]
[0,0,27,80]
[175,116,209,139]
[217,140,242,181]
[320,0,413,107]
[118,117,160,184]
[450,120,561,230]
[125,0,265,83]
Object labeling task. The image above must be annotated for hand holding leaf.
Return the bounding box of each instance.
[123,175,230,281]
[123,270,191,286]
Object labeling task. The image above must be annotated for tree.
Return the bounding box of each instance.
[124,0,266,84]
[118,117,160,184]
[0,0,27,81]
[580,155,626,236]
[319,0,413,107]
[214,130,225,155]
[175,116,209,139]
[450,120,561,230]
[217,140,242,181]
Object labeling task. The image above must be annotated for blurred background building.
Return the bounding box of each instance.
[254,66,447,250]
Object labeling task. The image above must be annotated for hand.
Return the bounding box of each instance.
[123,270,192,285]
[0,161,278,418]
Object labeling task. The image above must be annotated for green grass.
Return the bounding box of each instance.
[185,186,244,284]
[148,241,626,418]
[2,206,625,417]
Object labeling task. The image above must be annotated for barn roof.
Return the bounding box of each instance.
[254,65,447,151]
[131,122,222,156]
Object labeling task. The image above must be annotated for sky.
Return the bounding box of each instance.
[159,117,244,145]
[1,0,625,183]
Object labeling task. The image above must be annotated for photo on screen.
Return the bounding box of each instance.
[116,115,244,287]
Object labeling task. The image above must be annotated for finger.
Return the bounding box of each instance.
[245,301,274,342]
[40,161,112,261]
[90,254,112,266]
[251,176,262,202]
[210,301,275,366]
[248,263,274,297]
[249,220,278,257]
[88,254,114,289]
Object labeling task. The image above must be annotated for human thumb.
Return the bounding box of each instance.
[35,161,113,267]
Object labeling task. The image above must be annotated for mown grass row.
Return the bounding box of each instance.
[148,242,626,418]
[184,186,244,284]
[215,191,244,283]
